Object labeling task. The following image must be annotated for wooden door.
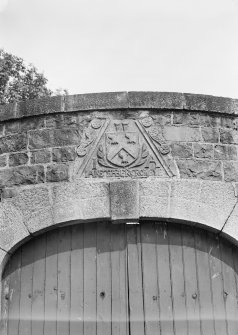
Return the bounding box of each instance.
[2,222,238,335]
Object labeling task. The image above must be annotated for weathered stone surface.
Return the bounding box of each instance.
[0,133,27,154]
[29,129,81,149]
[169,180,201,222]
[110,180,139,222]
[140,179,170,198]
[30,149,51,164]
[9,152,28,167]
[128,92,185,109]
[0,92,238,123]
[163,126,201,142]
[46,164,69,182]
[140,196,169,218]
[201,128,219,143]
[52,180,110,224]
[0,102,16,121]
[53,199,83,224]
[200,114,220,127]
[198,181,236,230]
[220,117,237,129]
[173,112,200,126]
[193,143,213,159]
[222,203,238,244]
[0,202,29,252]
[63,114,80,127]
[28,129,53,149]
[0,155,7,168]
[0,248,8,273]
[52,147,76,162]
[45,114,63,128]
[139,179,170,218]
[1,188,18,199]
[45,113,80,129]
[171,143,193,158]
[0,166,44,187]
[172,179,201,201]
[184,93,237,114]
[214,145,237,160]
[177,159,222,180]
[223,162,238,182]
[17,96,63,118]
[220,128,238,144]
[152,112,171,126]
[0,92,238,265]
[52,180,109,203]
[5,121,19,135]
[53,129,80,146]
[81,197,110,220]
[65,92,128,111]
[0,124,4,137]
[12,187,53,233]
[20,116,45,132]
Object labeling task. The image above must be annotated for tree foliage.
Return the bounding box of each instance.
[0,49,53,105]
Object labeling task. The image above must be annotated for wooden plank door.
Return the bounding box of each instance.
[2,221,238,335]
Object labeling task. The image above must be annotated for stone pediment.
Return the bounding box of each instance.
[74,116,177,179]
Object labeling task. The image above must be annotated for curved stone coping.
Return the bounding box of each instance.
[0,178,237,256]
[0,91,238,122]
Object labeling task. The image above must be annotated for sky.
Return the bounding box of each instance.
[0,0,238,98]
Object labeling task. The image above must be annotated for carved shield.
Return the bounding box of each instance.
[105,132,139,167]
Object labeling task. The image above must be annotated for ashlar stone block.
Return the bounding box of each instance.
[0,202,29,252]
[110,180,139,222]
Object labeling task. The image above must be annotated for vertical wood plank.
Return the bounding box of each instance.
[220,238,238,335]
[168,223,187,335]
[207,232,227,335]
[195,229,215,335]
[111,224,128,335]
[31,234,46,335]
[96,222,112,335]
[141,222,160,335]
[3,250,21,335]
[84,222,97,335]
[70,224,84,335]
[44,229,58,335]
[19,239,34,335]
[156,223,174,335]
[57,226,71,335]
[127,224,144,335]
[182,226,200,335]
[232,245,238,335]
[1,263,10,335]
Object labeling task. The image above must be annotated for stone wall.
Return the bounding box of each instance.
[0,91,238,251]
[1,91,238,324]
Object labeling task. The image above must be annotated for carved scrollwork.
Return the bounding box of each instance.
[140,119,170,155]
[76,118,103,157]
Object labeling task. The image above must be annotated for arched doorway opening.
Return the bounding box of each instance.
[2,221,238,335]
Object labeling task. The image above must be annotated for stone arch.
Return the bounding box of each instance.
[1,177,238,326]
[1,91,238,326]
[0,177,238,259]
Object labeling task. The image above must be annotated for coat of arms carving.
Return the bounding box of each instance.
[74,117,176,179]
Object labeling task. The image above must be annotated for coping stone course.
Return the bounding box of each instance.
[1,92,238,122]
[65,92,128,112]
